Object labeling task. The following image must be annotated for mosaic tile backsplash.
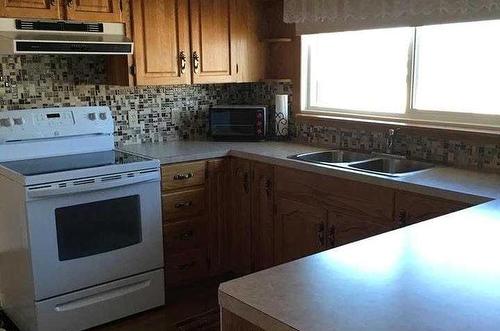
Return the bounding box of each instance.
[295,122,500,172]
[0,55,293,145]
[1,55,498,171]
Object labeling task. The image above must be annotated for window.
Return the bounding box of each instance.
[302,20,500,128]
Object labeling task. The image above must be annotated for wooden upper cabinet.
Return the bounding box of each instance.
[275,198,329,265]
[65,0,122,22]
[132,0,191,85]
[0,0,61,19]
[189,0,237,84]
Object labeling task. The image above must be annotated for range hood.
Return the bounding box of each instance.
[0,18,133,55]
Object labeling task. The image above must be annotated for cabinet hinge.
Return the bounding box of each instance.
[129,64,136,76]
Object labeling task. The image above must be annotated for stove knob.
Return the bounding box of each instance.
[88,113,97,121]
[0,118,12,127]
[99,112,107,120]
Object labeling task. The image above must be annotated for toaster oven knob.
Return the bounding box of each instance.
[88,113,97,121]
[257,112,263,119]
[257,129,263,135]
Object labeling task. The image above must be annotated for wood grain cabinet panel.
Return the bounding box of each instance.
[0,0,61,19]
[165,248,207,286]
[274,198,329,264]
[164,217,205,253]
[131,0,191,85]
[189,0,237,84]
[275,166,395,226]
[207,158,229,276]
[161,160,206,191]
[395,191,471,227]
[251,162,275,271]
[229,157,252,274]
[65,0,122,22]
[329,212,392,248]
[163,187,205,222]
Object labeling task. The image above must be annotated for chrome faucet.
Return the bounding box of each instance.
[386,128,400,154]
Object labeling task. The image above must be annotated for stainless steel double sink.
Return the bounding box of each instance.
[288,150,435,177]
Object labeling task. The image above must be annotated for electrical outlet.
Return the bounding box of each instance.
[128,111,139,127]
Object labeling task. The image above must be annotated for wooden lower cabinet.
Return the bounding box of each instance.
[251,162,275,271]
[162,157,475,286]
[330,212,392,247]
[229,158,253,274]
[221,309,263,331]
[207,158,230,276]
[395,191,471,227]
[274,198,328,264]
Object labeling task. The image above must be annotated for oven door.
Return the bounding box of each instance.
[25,170,163,301]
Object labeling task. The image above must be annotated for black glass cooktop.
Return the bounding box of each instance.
[0,150,151,176]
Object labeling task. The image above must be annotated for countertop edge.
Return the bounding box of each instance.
[218,289,299,331]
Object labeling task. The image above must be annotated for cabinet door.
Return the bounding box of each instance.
[65,0,122,22]
[132,0,191,86]
[207,158,229,276]
[232,0,266,82]
[329,213,391,248]
[189,0,237,84]
[395,191,471,227]
[275,198,328,264]
[0,0,61,19]
[229,158,252,274]
[251,162,275,271]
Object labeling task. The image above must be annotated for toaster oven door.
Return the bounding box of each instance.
[210,108,265,140]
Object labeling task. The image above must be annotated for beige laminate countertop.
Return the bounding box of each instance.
[121,140,500,204]
[121,140,500,331]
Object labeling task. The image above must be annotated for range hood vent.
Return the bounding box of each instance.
[0,18,133,55]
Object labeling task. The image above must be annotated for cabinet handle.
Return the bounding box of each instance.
[179,51,187,76]
[176,230,194,241]
[265,179,272,199]
[173,173,194,181]
[328,224,335,247]
[66,0,73,7]
[318,223,325,247]
[398,210,407,228]
[192,51,200,75]
[175,201,193,209]
[243,172,250,194]
[177,262,196,271]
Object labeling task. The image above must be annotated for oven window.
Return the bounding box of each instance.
[55,195,142,261]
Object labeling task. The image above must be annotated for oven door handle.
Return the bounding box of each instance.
[27,171,160,200]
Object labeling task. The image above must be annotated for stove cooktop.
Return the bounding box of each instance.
[0,150,151,176]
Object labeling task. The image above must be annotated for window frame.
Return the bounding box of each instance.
[301,25,500,130]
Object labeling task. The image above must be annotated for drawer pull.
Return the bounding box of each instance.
[175,201,193,209]
[176,230,194,241]
[173,173,194,181]
[177,262,196,271]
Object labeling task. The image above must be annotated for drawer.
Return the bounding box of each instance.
[164,218,205,253]
[163,188,205,221]
[162,161,206,191]
[165,249,207,287]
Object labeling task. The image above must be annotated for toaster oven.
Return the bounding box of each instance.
[209,105,267,141]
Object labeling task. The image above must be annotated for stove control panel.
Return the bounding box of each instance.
[0,107,113,143]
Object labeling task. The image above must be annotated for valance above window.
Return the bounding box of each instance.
[284,0,500,33]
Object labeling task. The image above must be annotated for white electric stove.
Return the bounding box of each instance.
[0,107,165,331]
